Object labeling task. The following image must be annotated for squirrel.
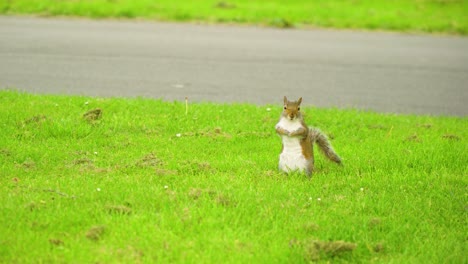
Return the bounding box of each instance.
[275,96,342,176]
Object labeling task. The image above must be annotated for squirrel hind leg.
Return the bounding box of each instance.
[306,161,314,177]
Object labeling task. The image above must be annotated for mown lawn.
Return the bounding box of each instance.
[1,0,467,34]
[0,90,466,263]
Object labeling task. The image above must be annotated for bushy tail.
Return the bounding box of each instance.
[309,128,342,165]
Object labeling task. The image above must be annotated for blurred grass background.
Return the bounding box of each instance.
[1,0,467,34]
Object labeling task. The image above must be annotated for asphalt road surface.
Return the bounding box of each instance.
[1,16,467,116]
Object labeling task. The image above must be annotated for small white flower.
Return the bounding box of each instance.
[96,188,101,192]
[266,108,271,112]
[85,101,89,105]
[176,133,182,137]
[94,152,98,155]
[317,198,321,201]
[309,197,313,201]
[360,187,364,191]
[164,185,168,189]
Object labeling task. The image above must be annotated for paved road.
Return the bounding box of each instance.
[1,16,467,116]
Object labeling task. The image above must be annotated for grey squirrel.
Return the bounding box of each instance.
[275,96,342,176]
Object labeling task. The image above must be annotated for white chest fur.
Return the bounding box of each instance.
[276,117,308,173]
[276,117,303,133]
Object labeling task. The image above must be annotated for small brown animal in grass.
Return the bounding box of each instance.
[275,96,341,176]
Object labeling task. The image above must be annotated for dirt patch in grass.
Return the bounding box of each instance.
[43,188,75,199]
[406,133,421,142]
[106,205,132,215]
[0,148,12,156]
[49,238,64,246]
[179,161,215,174]
[215,193,233,206]
[442,134,461,140]
[116,245,145,262]
[25,201,45,211]
[18,159,36,169]
[303,223,320,233]
[418,123,433,129]
[368,217,382,228]
[215,1,236,9]
[304,240,357,261]
[188,187,234,207]
[178,127,232,139]
[137,153,164,167]
[368,124,388,130]
[373,242,385,253]
[269,18,294,28]
[188,188,204,199]
[86,225,106,241]
[83,108,102,123]
[23,115,47,125]
[188,188,217,199]
[72,158,93,165]
[155,168,178,176]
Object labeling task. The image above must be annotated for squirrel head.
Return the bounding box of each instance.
[282,96,303,120]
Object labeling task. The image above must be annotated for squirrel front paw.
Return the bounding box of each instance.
[289,130,307,138]
[276,127,289,135]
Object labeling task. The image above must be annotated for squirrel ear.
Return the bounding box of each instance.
[283,96,288,104]
[297,97,302,105]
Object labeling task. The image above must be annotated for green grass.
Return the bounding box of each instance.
[1,0,468,34]
[0,90,466,263]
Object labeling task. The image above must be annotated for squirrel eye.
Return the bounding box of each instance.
[298,107,301,111]
[283,106,287,110]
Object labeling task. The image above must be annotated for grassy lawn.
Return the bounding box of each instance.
[0,90,466,263]
[1,0,467,34]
